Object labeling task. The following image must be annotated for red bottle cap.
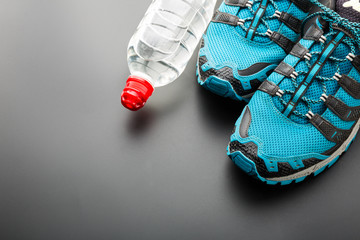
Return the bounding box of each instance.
[121,76,154,111]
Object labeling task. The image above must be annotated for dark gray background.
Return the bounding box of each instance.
[0,1,359,239]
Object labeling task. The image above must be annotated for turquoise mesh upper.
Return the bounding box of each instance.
[274,22,359,124]
[246,91,336,157]
[201,0,309,71]
[234,6,360,162]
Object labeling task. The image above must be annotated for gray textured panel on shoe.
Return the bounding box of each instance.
[290,42,310,59]
[224,0,248,7]
[351,55,360,73]
[238,62,273,76]
[258,80,280,96]
[274,62,295,77]
[277,12,302,33]
[290,0,314,12]
[268,31,295,54]
[303,24,324,41]
[338,74,360,99]
[239,106,252,138]
[310,114,352,144]
[212,11,240,26]
[326,95,360,121]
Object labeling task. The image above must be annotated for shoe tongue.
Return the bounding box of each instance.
[336,0,360,22]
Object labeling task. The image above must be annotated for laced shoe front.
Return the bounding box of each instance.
[227,0,360,185]
[197,0,314,101]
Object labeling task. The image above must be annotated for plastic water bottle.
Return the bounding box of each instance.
[121,0,217,111]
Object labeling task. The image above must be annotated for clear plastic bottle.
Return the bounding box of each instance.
[121,0,217,111]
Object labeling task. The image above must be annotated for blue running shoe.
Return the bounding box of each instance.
[228,0,360,185]
[197,0,314,101]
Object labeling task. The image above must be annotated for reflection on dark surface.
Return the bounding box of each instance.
[196,85,247,131]
[225,150,347,205]
[126,108,155,136]
[2,1,360,239]
[194,80,342,197]
[224,160,316,209]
